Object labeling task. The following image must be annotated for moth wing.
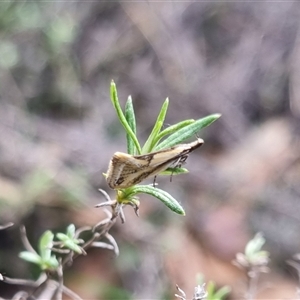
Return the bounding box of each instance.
[106,152,150,189]
[133,148,184,168]
[172,138,204,153]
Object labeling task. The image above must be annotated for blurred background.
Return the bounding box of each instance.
[1,1,300,299]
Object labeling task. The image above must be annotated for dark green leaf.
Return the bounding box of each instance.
[110,81,141,153]
[142,98,169,153]
[155,114,221,150]
[130,185,185,215]
[153,119,195,146]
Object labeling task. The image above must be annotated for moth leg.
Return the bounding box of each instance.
[170,154,188,182]
[153,175,157,187]
[170,170,173,182]
[169,157,181,182]
[177,155,188,166]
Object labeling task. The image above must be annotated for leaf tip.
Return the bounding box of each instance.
[175,207,186,215]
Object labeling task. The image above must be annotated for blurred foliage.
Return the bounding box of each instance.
[22,168,89,206]
[0,1,83,119]
[0,40,19,69]
[102,284,133,300]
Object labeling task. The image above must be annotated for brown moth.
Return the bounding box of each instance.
[106,138,204,189]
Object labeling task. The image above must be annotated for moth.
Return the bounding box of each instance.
[106,138,204,189]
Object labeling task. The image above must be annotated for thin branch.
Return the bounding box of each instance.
[3,273,47,287]
[0,222,14,230]
[91,242,114,250]
[61,284,83,300]
[35,280,57,300]
[93,217,112,232]
[54,263,63,300]
[20,225,37,254]
[75,226,92,238]
[11,291,29,300]
[95,200,117,208]
[105,233,119,256]
[98,188,112,202]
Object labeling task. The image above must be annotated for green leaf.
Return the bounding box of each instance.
[56,233,69,242]
[56,225,83,254]
[206,281,231,300]
[64,240,82,254]
[42,255,59,270]
[19,250,59,271]
[160,167,189,176]
[153,119,195,146]
[206,281,216,300]
[245,232,265,257]
[154,114,221,150]
[19,231,59,271]
[213,286,231,299]
[110,81,141,153]
[125,96,137,155]
[19,251,42,264]
[66,224,76,238]
[130,185,185,215]
[39,230,54,261]
[142,98,169,153]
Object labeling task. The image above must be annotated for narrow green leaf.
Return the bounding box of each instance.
[153,119,195,147]
[64,240,82,254]
[56,233,68,242]
[110,81,141,153]
[125,96,137,155]
[39,230,54,261]
[130,185,185,215]
[154,114,221,150]
[142,98,169,153]
[213,286,231,299]
[206,281,216,300]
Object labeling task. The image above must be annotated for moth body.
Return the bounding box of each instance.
[106,138,204,189]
